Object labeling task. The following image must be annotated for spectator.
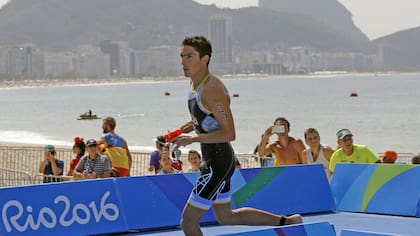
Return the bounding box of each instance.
[258,117,307,165]
[100,116,132,177]
[73,139,112,180]
[302,128,334,178]
[329,129,380,173]
[38,144,64,183]
[252,134,273,167]
[411,154,420,164]
[187,149,201,172]
[149,135,166,174]
[380,150,398,164]
[163,142,183,172]
[67,136,85,176]
[158,151,181,175]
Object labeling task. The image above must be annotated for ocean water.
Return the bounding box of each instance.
[1,73,420,154]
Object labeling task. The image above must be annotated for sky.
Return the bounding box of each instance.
[0,0,419,40]
[193,0,420,40]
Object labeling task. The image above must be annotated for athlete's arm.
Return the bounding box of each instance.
[179,121,194,133]
[193,79,235,143]
[172,78,235,146]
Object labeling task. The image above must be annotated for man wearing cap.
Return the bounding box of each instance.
[329,129,380,173]
[39,144,64,183]
[380,150,398,164]
[73,139,112,179]
[149,135,166,174]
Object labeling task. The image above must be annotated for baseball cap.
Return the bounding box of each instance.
[86,139,98,147]
[380,150,398,161]
[44,144,55,152]
[336,129,353,139]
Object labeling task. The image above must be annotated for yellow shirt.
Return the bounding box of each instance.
[329,144,379,172]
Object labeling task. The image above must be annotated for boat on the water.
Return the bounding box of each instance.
[77,114,100,120]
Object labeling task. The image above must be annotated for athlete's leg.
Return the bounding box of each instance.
[181,203,207,236]
[212,202,303,226]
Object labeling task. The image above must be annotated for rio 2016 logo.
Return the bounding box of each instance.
[2,191,119,233]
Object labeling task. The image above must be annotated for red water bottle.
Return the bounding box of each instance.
[164,129,182,141]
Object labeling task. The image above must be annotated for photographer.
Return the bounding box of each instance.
[258,117,307,165]
[38,144,64,183]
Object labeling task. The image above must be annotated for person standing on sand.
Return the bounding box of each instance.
[169,35,302,236]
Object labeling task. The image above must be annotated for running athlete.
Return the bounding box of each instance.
[170,35,303,236]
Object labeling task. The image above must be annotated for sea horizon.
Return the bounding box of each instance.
[1,72,420,155]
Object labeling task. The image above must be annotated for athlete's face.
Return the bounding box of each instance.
[180,45,208,78]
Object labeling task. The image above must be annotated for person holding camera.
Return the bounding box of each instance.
[73,139,111,180]
[258,117,307,166]
[39,144,64,183]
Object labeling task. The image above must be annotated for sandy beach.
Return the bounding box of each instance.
[0,77,185,89]
[0,72,396,90]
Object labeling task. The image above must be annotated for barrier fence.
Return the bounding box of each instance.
[0,144,415,187]
[0,144,259,187]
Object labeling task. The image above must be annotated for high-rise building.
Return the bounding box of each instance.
[208,15,233,64]
[100,40,120,76]
[6,46,33,77]
[100,40,135,76]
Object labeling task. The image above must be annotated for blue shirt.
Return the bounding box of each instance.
[43,159,64,183]
[104,133,125,148]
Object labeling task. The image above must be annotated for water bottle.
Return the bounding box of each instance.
[85,164,91,178]
[164,129,182,141]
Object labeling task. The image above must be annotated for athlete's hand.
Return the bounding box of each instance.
[171,135,193,147]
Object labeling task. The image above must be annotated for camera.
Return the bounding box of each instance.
[272,125,286,134]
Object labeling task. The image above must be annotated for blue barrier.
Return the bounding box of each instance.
[331,163,420,217]
[341,229,394,236]
[116,164,335,231]
[218,222,336,236]
[0,179,127,236]
[0,164,334,235]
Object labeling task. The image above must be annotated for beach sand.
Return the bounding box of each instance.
[0,77,184,89]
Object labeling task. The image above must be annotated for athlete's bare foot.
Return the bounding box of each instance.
[285,214,303,225]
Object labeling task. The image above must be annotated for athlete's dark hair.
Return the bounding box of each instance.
[182,35,212,65]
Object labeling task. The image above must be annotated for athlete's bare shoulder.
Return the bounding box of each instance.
[201,74,230,107]
[205,74,229,95]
